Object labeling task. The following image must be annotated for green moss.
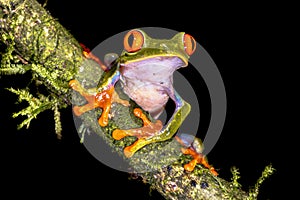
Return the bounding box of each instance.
[1,0,83,136]
[230,166,242,189]
[247,164,275,200]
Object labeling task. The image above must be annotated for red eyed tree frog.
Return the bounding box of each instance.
[69,29,217,175]
[175,134,218,176]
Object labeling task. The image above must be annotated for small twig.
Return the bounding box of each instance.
[16,54,29,64]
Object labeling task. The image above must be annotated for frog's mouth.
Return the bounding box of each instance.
[120,55,188,69]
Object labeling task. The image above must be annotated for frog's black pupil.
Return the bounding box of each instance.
[128,34,134,48]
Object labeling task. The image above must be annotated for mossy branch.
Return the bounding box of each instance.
[1,0,81,136]
[0,0,274,199]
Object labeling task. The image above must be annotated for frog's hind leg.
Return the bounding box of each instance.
[175,135,218,176]
[80,43,108,71]
[112,108,163,158]
[113,90,191,158]
[181,147,218,176]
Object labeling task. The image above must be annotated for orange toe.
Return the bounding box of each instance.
[112,129,129,140]
[123,138,147,158]
[184,159,198,172]
[124,146,135,158]
[98,114,109,127]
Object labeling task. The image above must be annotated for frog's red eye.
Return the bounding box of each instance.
[124,30,144,52]
[183,34,196,56]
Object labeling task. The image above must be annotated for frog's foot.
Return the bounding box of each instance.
[112,108,163,158]
[69,79,129,127]
[181,147,218,176]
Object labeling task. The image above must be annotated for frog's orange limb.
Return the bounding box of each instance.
[69,80,98,116]
[69,79,129,127]
[112,108,163,157]
[80,43,108,71]
[123,138,148,158]
[96,89,113,127]
[133,108,152,126]
[181,147,218,176]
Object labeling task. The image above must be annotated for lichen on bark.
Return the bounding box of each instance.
[1,0,82,137]
[0,0,274,199]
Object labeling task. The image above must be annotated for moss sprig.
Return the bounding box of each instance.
[230,166,242,189]
[52,102,62,139]
[247,164,275,199]
[6,87,65,137]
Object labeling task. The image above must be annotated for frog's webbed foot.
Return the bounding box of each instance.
[112,108,163,158]
[69,80,129,127]
[181,148,218,176]
[175,136,218,176]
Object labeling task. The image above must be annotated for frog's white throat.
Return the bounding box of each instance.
[120,56,186,82]
[121,56,187,70]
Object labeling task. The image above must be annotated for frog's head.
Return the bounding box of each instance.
[119,29,196,69]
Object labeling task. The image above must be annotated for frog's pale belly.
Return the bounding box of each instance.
[121,79,169,115]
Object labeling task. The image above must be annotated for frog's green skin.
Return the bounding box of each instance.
[71,29,196,158]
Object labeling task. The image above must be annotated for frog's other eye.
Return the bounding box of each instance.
[124,30,144,53]
[183,34,196,56]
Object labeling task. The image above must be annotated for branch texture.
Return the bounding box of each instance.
[0,0,274,199]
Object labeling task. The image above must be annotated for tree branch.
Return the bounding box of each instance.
[0,0,274,199]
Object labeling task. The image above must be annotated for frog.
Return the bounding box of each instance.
[175,133,218,176]
[69,29,217,175]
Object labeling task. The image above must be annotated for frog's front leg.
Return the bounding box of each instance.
[69,71,129,127]
[113,90,191,158]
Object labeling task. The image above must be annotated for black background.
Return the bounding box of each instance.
[1,1,294,199]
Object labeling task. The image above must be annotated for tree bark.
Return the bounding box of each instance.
[0,0,273,199]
